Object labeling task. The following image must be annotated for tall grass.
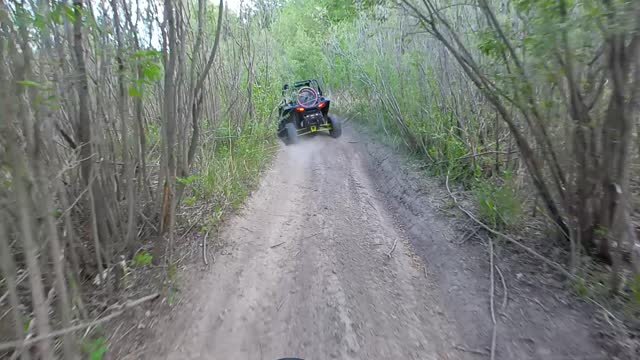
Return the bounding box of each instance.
[179,120,277,229]
[320,13,523,228]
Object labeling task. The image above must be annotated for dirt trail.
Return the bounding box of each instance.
[145,133,459,359]
[141,128,607,360]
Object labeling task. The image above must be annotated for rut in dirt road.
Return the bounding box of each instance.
[146,133,460,359]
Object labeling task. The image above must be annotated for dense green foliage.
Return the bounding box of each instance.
[264,1,640,313]
[0,2,287,357]
[268,0,639,263]
[270,0,496,180]
[268,0,519,224]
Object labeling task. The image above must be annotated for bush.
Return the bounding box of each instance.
[82,337,108,360]
[132,250,153,267]
[474,177,522,230]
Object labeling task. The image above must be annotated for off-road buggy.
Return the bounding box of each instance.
[276,79,341,145]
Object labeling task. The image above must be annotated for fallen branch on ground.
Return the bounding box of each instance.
[301,232,320,241]
[444,175,624,334]
[488,235,497,360]
[453,344,489,356]
[447,172,499,359]
[445,174,574,280]
[240,226,254,233]
[203,232,209,266]
[532,298,548,313]
[277,296,287,312]
[495,264,508,311]
[450,150,518,163]
[181,204,207,240]
[270,241,285,249]
[138,209,158,233]
[387,239,398,258]
[587,297,622,325]
[457,226,480,245]
[0,293,159,352]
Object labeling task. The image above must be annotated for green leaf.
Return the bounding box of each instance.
[141,62,162,81]
[184,196,197,206]
[167,287,177,305]
[132,250,153,267]
[64,5,77,22]
[33,14,46,30]
[573,278,588,298]
[50,7,62,24]
[128,85,141,97]
[17,80,40,87]
[22,319,31,333]
[82,337,108,360]
[176,174,199,186]
[133,49,162,59]
[90,345,108,360]
[167,262,177,282]
[630,274,640,306]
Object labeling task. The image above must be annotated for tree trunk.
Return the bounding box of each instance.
[121,0,152,202]
[9,146,53,359]
[160,0,178,238]
[38,173,76,358]
[8,4,54,356]
[597,30,636,263]
[574,124,596,250]
[111,0,137,255]
[73,0,111,264]
[188,0,225,170]
[0,216,30,360]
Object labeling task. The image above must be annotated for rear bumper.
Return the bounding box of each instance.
[297,123,332,136]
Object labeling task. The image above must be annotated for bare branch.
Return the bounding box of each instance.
[0,293,159,352]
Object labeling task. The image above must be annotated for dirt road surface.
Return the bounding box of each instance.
[145,133,459,359]
[140,129,607,360]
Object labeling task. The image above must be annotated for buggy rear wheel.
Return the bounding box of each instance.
[285,122,298,145]
[328,116,342,138]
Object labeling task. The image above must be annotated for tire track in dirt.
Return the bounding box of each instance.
[145,132,460,359]
[139,124,612,360]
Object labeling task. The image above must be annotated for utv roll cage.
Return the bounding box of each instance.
[282,79,324,96]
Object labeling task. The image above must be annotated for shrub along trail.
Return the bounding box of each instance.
[142,128,606,360]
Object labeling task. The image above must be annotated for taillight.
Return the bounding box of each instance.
[295,107,305,112]
[317,102,326,109]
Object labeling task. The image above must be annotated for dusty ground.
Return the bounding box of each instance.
[356,130,614,360]
[118,127,612,360]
